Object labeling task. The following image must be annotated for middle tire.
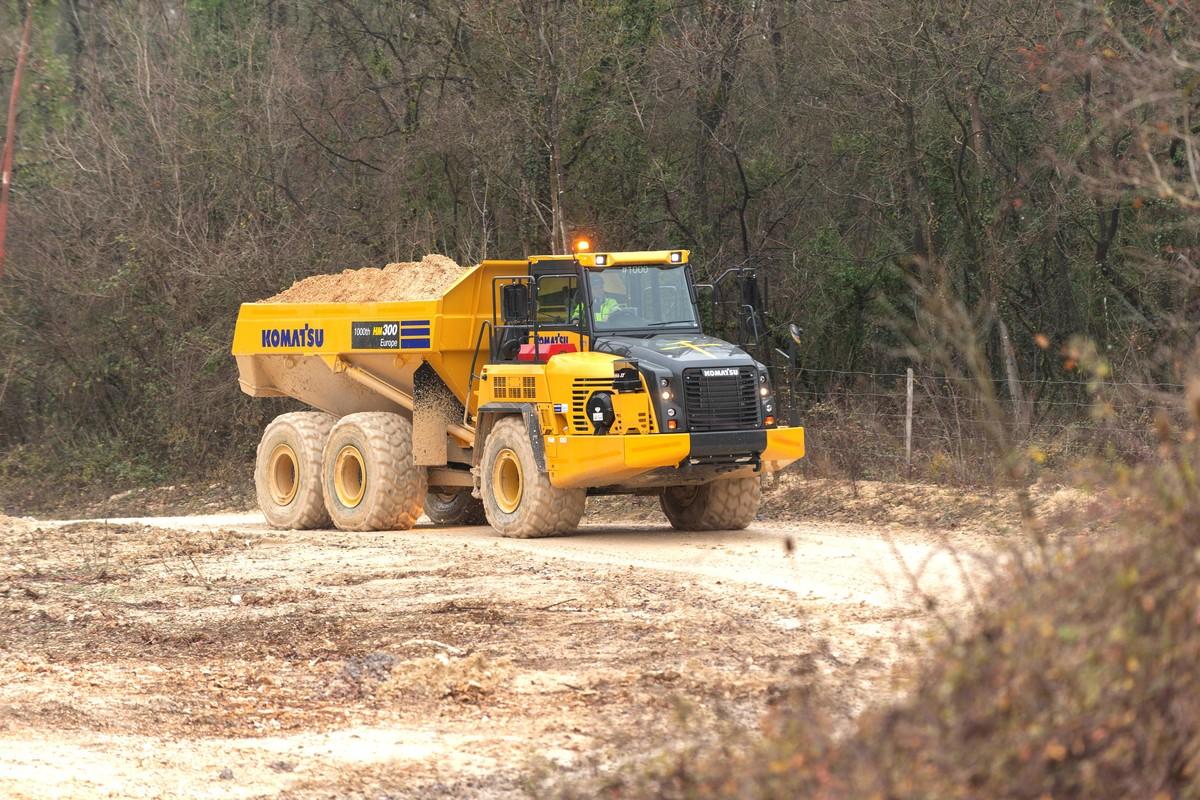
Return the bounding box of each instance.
[424,490,487,526]
[479,416,586,538]
[660,476,762,531]
[321,412,427,531]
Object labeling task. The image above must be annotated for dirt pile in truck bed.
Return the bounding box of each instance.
[263,254,468,303]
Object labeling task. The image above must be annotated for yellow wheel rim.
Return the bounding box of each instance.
[268,444,300,506]
[492,448,523,514]
[333,444,367,508]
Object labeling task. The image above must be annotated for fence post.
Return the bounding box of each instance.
[997,312,1028,439]
[905,367,914,477]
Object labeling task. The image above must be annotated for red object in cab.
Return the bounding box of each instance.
[517,342,578,362]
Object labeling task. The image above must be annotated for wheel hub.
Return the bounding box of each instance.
[267,444,300,506]
[493,448,523,514]
[333,444,367,508]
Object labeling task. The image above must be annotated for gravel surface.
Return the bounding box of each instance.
[0,506,995,798]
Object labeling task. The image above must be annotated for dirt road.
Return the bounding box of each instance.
[0,508,991,799]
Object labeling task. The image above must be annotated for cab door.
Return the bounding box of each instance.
[527,262,586,360]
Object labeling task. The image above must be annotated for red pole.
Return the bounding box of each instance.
[0,4,35,280]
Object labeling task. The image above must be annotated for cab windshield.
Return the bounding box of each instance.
[587,264,699,332]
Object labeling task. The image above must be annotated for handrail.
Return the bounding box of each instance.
[464,318,493,428]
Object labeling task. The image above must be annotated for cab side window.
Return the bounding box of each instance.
[536,275,578,325]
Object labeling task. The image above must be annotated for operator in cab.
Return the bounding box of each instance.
[572,271,623,324]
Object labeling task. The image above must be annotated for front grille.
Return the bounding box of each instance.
[682,367,760,432]
[570,377,614,433]
[493,375,537,400]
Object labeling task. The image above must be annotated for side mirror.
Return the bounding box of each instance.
[737,270,763,347]
[500,282,531,324]
[712,267,766,348]
[739,269,761,311]
[789,323,802,348]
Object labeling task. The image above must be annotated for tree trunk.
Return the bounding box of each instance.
[0,3,35,280]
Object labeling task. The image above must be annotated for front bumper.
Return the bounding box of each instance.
[545,425,805,489]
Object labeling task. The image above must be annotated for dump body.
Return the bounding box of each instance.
[233,260,522,422]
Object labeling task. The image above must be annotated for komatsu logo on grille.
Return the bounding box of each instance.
[701,367,739,378]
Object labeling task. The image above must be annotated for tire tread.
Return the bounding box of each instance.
[481,417,585,538]
[323,412,426,531]
[255,411,336,530]
[660,477,761,531]
[424,491,487,526]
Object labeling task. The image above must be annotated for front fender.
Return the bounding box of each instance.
[473,403,546,472]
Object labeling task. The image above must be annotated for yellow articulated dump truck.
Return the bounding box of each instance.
[232,248,805,537]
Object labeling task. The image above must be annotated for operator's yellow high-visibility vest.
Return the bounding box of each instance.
[573,297,620,323]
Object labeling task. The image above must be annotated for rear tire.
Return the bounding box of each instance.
[424,491,487,526]
[255,411,335,530]
[660,477,761,531]
[321,412,427,531]
[480,416,585,538]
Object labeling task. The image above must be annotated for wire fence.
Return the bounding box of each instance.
[767,365,1187,485]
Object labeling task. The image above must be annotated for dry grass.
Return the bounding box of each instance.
[552,439,1200,798]
[376,652,515,703]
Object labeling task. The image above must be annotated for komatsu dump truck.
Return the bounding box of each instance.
[232,248,805,537]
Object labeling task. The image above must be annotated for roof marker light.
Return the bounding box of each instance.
[670,251,682,263]
[595,254,607,266]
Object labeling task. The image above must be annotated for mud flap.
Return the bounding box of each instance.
[412,363,465,466]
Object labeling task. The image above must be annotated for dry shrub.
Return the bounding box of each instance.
[376,652,513,704]
[555,425,1200,798]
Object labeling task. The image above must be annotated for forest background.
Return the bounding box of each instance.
[1,0,1196,496]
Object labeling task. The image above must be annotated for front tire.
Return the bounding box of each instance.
[321,412,427,531]
[255,411,336,530]
[480,417,585,538]
[660,477,761,531]
[424,491,487,526]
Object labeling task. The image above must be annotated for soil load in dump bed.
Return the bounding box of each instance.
[263,254,468,303]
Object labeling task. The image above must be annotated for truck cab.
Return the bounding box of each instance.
[473,249,804,509]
